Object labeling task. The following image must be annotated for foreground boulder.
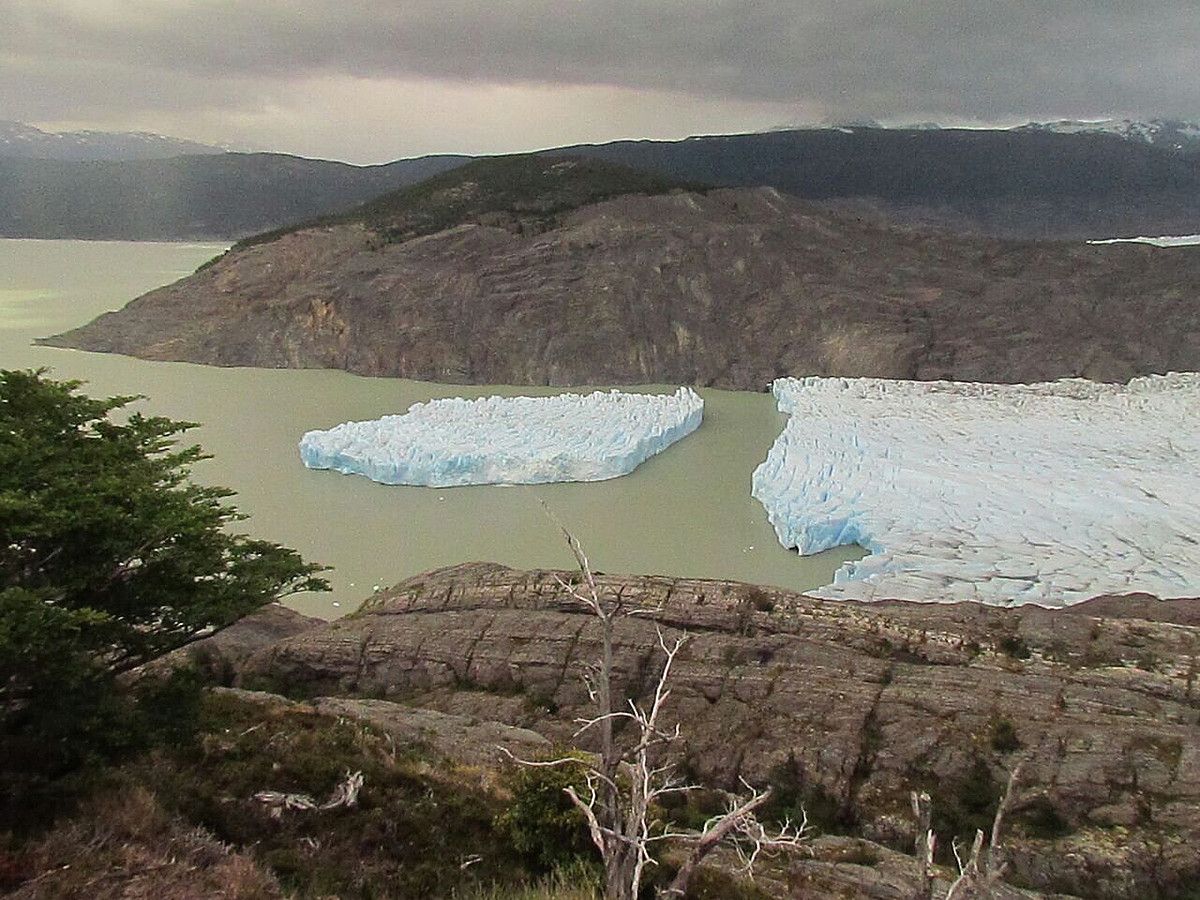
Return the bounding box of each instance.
[242,562,1200,898]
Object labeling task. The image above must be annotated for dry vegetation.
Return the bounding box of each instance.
[6,788,283,899]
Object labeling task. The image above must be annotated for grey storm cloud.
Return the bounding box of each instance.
[2,1,1198,158]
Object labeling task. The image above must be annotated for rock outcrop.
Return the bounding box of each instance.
[207,687,550,768]
[142,603,322,683]
[241,563,1200,898]
[44,157,1200,389]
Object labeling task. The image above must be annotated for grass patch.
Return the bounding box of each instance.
[457,860,600,899]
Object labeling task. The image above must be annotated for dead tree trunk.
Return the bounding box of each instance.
[507,513,807,900]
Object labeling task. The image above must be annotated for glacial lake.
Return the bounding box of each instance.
[0,239,864,618]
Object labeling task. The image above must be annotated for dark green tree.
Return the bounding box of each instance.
[0,369,328,797]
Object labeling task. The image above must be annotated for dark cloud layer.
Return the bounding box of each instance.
[2,1,1197,161]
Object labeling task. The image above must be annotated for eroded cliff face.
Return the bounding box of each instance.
[45,188,1200,389]
[236,563,1200,899]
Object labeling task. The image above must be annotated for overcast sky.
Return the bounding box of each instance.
[3,1,1198,164]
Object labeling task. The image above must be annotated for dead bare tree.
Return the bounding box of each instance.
[911,790,935,900]
[506,517,806,900]
[944,762,1023,900]
[252,769,364,819]
[911,762,1024,900]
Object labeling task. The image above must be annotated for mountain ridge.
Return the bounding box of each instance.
[43,155,1200,389]
[4,126,1200,241]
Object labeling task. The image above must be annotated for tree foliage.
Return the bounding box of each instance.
[0,369,328,795]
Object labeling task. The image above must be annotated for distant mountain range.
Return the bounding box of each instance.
[770,118,1200,153]
[0,153,470,240]
[6,118,1198,163]
[3,121,1200,241]
[0,121,226,161]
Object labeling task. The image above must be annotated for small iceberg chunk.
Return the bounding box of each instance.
[751,374,1200,606]
[300,388,703,487]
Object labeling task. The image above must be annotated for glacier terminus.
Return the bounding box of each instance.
[753,374,1200,606]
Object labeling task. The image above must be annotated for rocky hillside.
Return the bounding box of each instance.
[234,562,1200,899]
[46,154,1200,389]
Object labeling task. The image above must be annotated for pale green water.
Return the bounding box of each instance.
[0,239,863,618]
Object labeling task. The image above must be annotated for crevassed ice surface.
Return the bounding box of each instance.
[300,388,703,487]
[752,375,1200,606]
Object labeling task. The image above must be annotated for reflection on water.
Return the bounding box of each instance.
[0,239,864,618]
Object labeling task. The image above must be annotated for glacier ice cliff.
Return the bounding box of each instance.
[300,388,703,487]
[752,374,1200,606]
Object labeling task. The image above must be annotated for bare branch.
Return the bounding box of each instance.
[497,746,584,769]
[988,761,1024,867]
[565,784,610,854]
[945,829,985,900]
[911,790,935,900]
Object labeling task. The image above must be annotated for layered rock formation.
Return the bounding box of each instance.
[240,563,1200,898]
[45,156,1200,389]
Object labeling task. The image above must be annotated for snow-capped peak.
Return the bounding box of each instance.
[1014,118,1200,152]
[0,120,226,161]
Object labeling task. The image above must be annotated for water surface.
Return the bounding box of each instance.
[0,239,862,617]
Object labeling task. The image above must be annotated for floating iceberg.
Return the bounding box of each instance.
[752,375,1200,606]
[300,388,703,487]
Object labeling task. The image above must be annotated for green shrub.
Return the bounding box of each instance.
[989,716,1022,754]
[148,692,530,897]
[134,667,207,748]
[497,753,593,871]
[656,786,729,832]
[761,751,845,833]
[1017,797,1072,840]
[998,634,1032,659]
[929,757,1000,852]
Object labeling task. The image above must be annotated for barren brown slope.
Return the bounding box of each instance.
[45,180,1200,388]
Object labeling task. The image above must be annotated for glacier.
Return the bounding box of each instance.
[752,375,1200,606]
[299,388,703,487]
[1087,234,1200,248]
